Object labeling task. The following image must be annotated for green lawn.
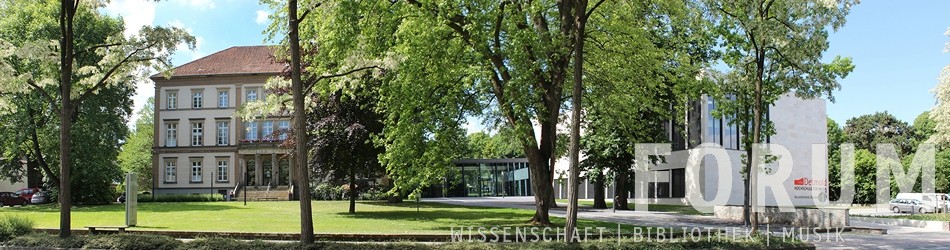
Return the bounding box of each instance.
[0,201,642,233]
[556,199,708,215]
[888,213,950,221]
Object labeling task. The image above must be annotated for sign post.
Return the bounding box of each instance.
[125,173,137,227]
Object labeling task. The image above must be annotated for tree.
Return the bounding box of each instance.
[308,87,385,214]
[827,118,845,201]
[287,0,314,243]
[464,129,525,159]
[930,26,950,146]
[0,0,193,238]
[843,112,915,154]
[706,0,856,233]
[118,97,154,192]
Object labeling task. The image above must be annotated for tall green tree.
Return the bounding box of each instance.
[0,0,193,238]
[118,97,154,192]
[843,112,915,154]
[827,117,845,201]
[706,0,856,232]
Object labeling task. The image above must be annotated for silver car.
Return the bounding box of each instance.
[890,198,936,214]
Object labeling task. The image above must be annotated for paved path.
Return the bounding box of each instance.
[424,197,950,249]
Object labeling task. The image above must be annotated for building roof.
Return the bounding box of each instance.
[152,45,285,79]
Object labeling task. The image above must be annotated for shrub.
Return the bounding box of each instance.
[312,183,345,200]
[84,234,180,250]
[137,194,224,203]
[2,233,85,248]
[359,188,388,201]
[0,215,34,242]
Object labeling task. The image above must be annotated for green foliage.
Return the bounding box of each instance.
[3,233,811,250]
[843,112,915,154]
[137,194,223,203]
[0,215,34,242]
[311,183,345,201]
[83,234,179,250]
[119,97,155,192]
[930,30,950,145]
[464,129,526,159]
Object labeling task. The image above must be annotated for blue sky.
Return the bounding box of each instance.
[106,0,950,129]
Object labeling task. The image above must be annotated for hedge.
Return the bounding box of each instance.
[2,233,813,250]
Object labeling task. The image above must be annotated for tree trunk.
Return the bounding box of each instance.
[57,0,76,238]
[348,168,356,214]
[749,48,765,234]
[614,172,628,210]
[549,157,558,208]
[288,0,314,243]
[593,173,607,209]
[565,1,587,240]
[525,145,552,226]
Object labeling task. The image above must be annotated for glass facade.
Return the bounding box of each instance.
[424,159,532,198]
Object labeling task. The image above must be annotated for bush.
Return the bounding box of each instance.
[84,234,180,250]
[2,233,84,248]
[0,215,34,242]
[137,194,224,203]
[312,183,345,200]
[359,187,388,201]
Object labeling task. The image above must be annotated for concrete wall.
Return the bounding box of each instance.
[714,205,849,228]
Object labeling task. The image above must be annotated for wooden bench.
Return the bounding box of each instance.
[85,226,128,234]
[256,197,279,201]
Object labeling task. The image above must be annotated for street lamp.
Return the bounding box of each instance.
[210,169,215,198]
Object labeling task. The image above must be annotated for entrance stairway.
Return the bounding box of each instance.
[238,185,291,201]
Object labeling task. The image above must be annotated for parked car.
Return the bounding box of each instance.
[890,198,937,214]
[14,188,40,200]
[117,194,126,203]
[0,192,29,207]
[30,191,52,204]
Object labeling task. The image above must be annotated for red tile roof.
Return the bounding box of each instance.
[152,45,285,78]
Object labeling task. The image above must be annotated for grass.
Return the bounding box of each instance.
[0,201,644,234]
[886,213,950,221]
[556,199,708,215]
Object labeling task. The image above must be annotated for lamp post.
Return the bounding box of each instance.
[210,169,215,198]
[244,161,248,206]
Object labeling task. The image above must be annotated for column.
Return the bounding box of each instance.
[238,155,245,186]
[271,153,278,187]
[255,153,262,188]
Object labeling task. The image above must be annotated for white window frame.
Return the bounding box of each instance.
[245,122,258,141]
[167,91,177,110]
[166,123,177,147]
[278,121,290,140]
[246,89,258,102]
[191,122,203,146]
[263,121,274,140]
[192,91,203,109]
[216,121,229,145]
[164,160,176,183]
[218,90,228,108]
[191,160,202,182]
[217,160,228,182]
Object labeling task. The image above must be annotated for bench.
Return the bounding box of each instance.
[256,197,278,201]
[85,226,128,234]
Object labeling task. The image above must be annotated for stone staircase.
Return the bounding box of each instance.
[238,186,291,201]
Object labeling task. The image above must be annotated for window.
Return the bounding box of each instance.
[278,121,290,140]
[216,121,229,145]
[192,91,203,109]
[191,122,203,146]
[707,98,721,145]
[263,121,274,140]
[245,122,258,141]
[166,123,177,147]
[217,160,228,182]
[167,92,177,110]
[247,89,258,102]
[164,160,176,183]
[191,160,202,182]
[218,90,228,108]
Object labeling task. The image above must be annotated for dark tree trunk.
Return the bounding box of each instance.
[348,169,356,214]
[289,0,314,243]
[614,173,629,210]
[592,173,607,209]
[57,0,76,238]
[525,146,552,226]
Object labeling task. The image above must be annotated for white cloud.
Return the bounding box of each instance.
[168,20,205,60]
[104,0,157,37]
[255,10,270,25]
[173,0,216,10]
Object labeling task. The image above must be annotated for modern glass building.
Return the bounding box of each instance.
[423,158,532,198]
